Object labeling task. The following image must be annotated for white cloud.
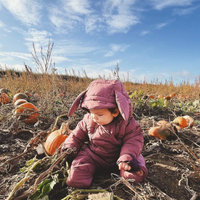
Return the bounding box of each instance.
[68,58,120,69]
[62,0,92,15]
[167,70,194,83]
[130,69,194,84]
[47,1,94,34]
[174,70,191,77]
[156,22,168,29]
[131,73,147,83]
[104,51,114,57]
[110,44,121,52]
[103,0,140,33]
[49,14,68,29]
[49,0,92,26]
[85,15,102,33]
[104,44,130,57]
[11,64,26,71]
[48,5,77,33]
[0,20,12,33]
[63,59,121,78]
[48,0,140,34]
[0,62,25,71]
[52,56,71,64]
[25,29,52,43]
[140,30,150,36]
[24,28,52,52]
[173,5,199,15]
[149,0,194,10]
[140,22,169,36]
[0,0,42,26]
[0,20,4,27]
[106,15,139,34]
[0,51,31,60]
[53,40,98,56]
[11,26,26,35]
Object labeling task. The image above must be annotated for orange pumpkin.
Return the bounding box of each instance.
[173,116,188,128]
[170,93,176,98]
[179,94,185,100]
[14,99,28,107]
[0,88,9,94]
[0,93,10,104]
[43,130,68,155]
[183,115,194,128]
[13,93,28,103]
[15,102,39,124]
[59,93,64,97]
[148,126,171,140]
[43,122,71,155]
[25,91,32,97]
[148,95,155,99]
[164,95,171,100]
[156,120,171,127]
[157,94,163,99]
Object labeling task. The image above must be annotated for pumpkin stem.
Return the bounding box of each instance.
[52,113,69,132]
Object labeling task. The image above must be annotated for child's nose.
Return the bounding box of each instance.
[91,114,97,120]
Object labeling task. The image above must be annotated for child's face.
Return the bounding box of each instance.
[89,108,119,126]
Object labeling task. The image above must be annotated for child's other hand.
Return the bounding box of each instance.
[136,169,144,176]
[118,161,131,171]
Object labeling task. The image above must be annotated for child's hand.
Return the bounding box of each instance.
[118,161,131,171]
[136,169,144,176]
[118,162,144,176]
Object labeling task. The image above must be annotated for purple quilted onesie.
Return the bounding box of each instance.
[61,79,148,188]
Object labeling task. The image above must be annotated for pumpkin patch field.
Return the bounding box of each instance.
[0,68,200,200]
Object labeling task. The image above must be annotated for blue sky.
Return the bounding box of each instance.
[0,0,200,84]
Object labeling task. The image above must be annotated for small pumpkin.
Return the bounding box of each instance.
[13,93,28,103]
[156,120,171,128]
[148,95,155,99]
[157,94,163,99]
[43,122,71,155]
[43,130,68,155]
[173,116,188,128]
[59,93,64,97]
[25,91,32,97]
[15,102,39,124]
[14,99,28,107]
[148,126,171,140]
[164,95,171,100]
[170,93,176,98]
[178,94,185,100]
[183,115,194,128]
[0,93,10,104]
[0,88,10,94]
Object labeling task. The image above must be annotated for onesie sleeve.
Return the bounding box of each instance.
[61,114,89,155]
[117,118,144,169]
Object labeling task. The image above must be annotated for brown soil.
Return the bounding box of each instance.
[0,100,200,200]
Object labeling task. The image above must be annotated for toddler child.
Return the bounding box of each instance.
[61,79,148,188]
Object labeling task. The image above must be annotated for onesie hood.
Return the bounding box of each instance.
[68,79,132,121]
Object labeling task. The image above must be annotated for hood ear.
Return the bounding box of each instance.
[68,90,87,116]
[115,90,130,121]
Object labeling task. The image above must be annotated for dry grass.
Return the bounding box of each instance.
[1,67,200,99]
[0,41,200,102]
[1,68,200,102]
